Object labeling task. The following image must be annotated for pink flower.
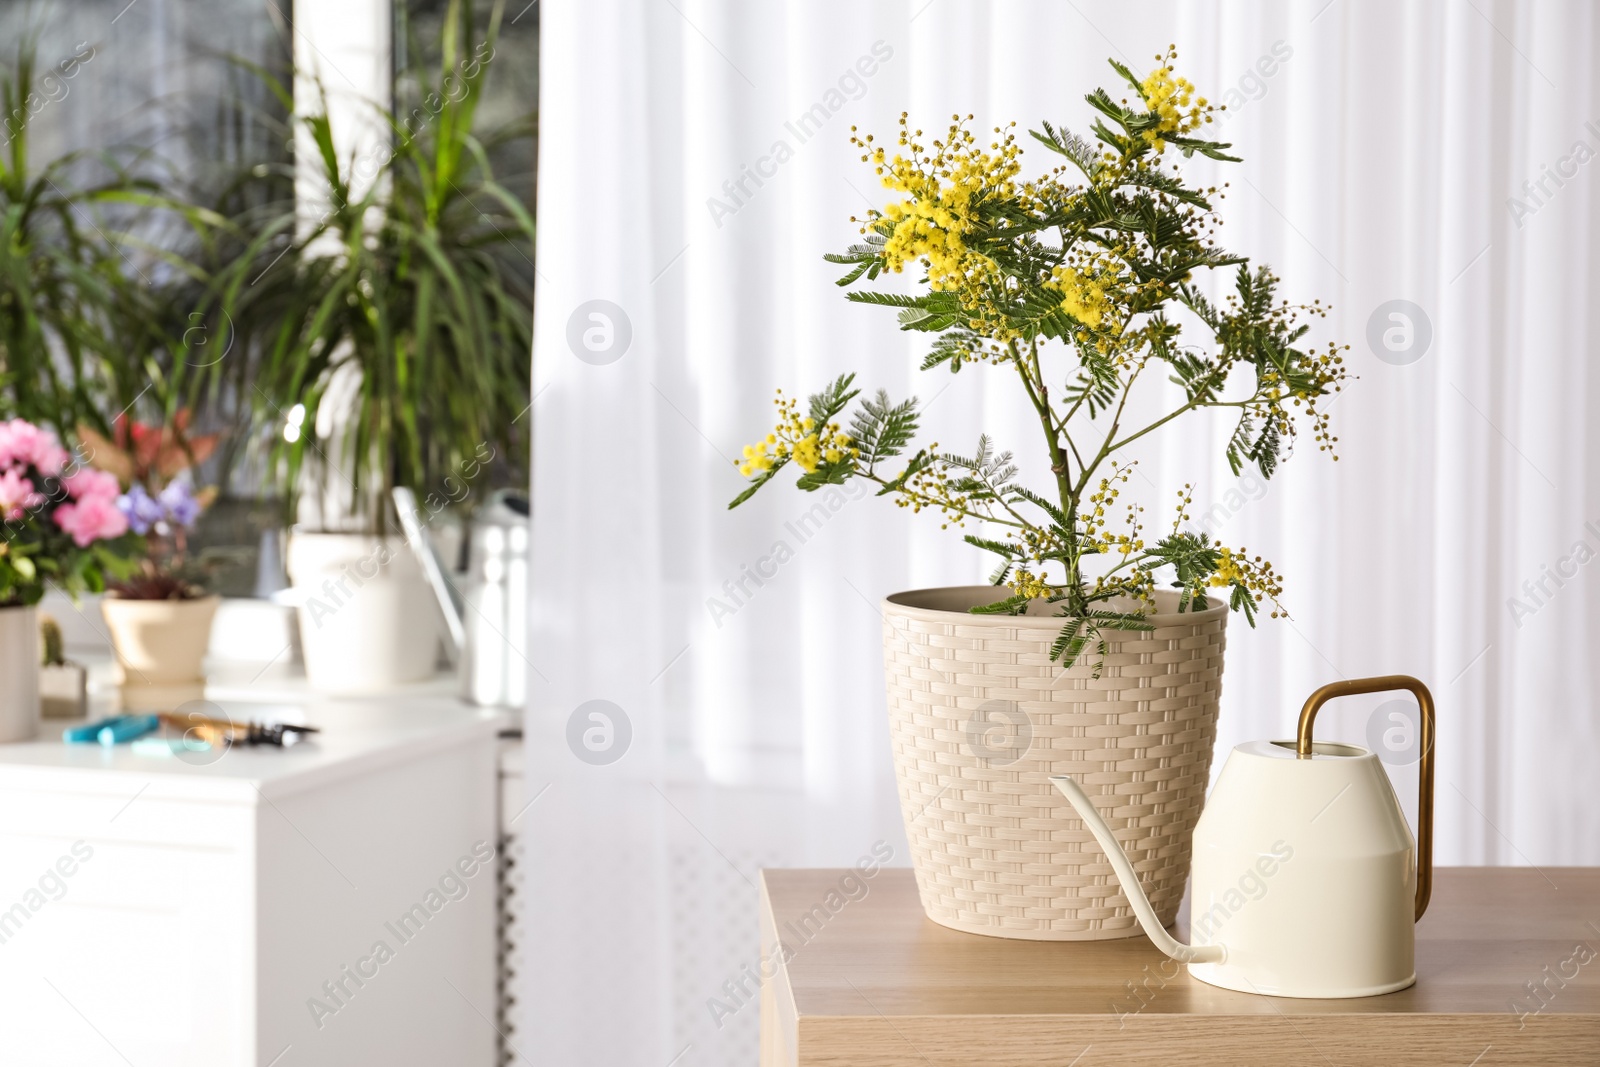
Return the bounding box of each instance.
[0,468,42,521]
[31,441,70,478]
[63,467,121,502]
[54,495,129,547]
[0,419,69,477]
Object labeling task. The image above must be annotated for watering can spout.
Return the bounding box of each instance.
[1049,775,1225,966]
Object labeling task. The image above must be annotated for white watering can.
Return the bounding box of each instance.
[1051,675,1435,999]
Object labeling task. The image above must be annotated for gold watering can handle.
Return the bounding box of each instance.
[1296,675,1436,921]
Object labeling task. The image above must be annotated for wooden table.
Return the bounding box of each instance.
[760,867,1600,1066]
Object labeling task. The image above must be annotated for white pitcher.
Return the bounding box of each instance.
[1051,675,1435,999]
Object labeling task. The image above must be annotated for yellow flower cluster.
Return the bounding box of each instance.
[1210,546,1245,586]
[1224,278,1351,461]
[1042,242,1179,352]
[1011,568,1054,601]
[1170,484,1196,535]
[1208,546,1286,618]
[1139,48,1211,152]
[1047,264,1114,329]
[1081,462,1141,549]
[738,440,777,476]
[1089,566,1157,606]
[855,115,1021,301]
[737,390,856,477]
[898,447,977,530]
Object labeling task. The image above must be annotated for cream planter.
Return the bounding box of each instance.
[881,586,1227,940]
[287,532,439,694]
[102,595,220,685]
[0,604,41,743]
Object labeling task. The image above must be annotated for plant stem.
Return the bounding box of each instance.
[1103,396,1252,465]
[1009,337,1082,596]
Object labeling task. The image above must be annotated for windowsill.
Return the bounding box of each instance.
[40,590,302,666]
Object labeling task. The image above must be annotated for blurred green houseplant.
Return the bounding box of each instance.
[0,42,131,437]
[220,0,535,533]
[0,41,231,443]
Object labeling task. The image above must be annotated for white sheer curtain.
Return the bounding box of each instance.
[526,2,1600,1063]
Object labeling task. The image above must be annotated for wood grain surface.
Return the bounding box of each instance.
[759,867,1600,1066]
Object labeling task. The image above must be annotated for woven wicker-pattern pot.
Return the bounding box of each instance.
[882,586,1228,940]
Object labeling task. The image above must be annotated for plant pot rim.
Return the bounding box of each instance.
[882,584,1227,627]
[288,527,406,542]
[102,592,222,607]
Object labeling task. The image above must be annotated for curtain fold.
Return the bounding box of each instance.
[528,3,1600,1062]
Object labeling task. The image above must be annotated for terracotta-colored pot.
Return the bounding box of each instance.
[102,594,220,685]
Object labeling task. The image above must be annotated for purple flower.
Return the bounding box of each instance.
[158,479,202,529]
[116,484,165,535]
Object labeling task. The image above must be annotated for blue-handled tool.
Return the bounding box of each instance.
[98,714,160,746]
[64,716,125,743]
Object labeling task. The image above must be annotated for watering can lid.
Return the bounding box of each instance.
[1235,739,1374,761]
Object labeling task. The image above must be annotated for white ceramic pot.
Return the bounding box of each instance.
[0,604,41,743]
[882,586,1228,940]
[286,531,439,693]
[102,595,221,685]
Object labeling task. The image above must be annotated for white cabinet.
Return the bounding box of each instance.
[0,674,509,1067]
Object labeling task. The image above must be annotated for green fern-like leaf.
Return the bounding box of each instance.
[727,458,788,509]
[922,327,984,372]
[795,463,853,491]
[807,373,860,427]
[963,534,1020,559]
[1050,617,1090,665]
[1029,121,1099,177]
[970,593,1031,616]
[1051,609,1156,672]
[849,390,919,469]
[844,290,929,309]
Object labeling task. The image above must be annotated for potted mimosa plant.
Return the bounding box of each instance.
[730,53,1348,939]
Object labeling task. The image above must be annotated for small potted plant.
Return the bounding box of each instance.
[79,412,221,696]
[0,418,139,742]
[38,614,88,720]
[730,53,1349,939]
